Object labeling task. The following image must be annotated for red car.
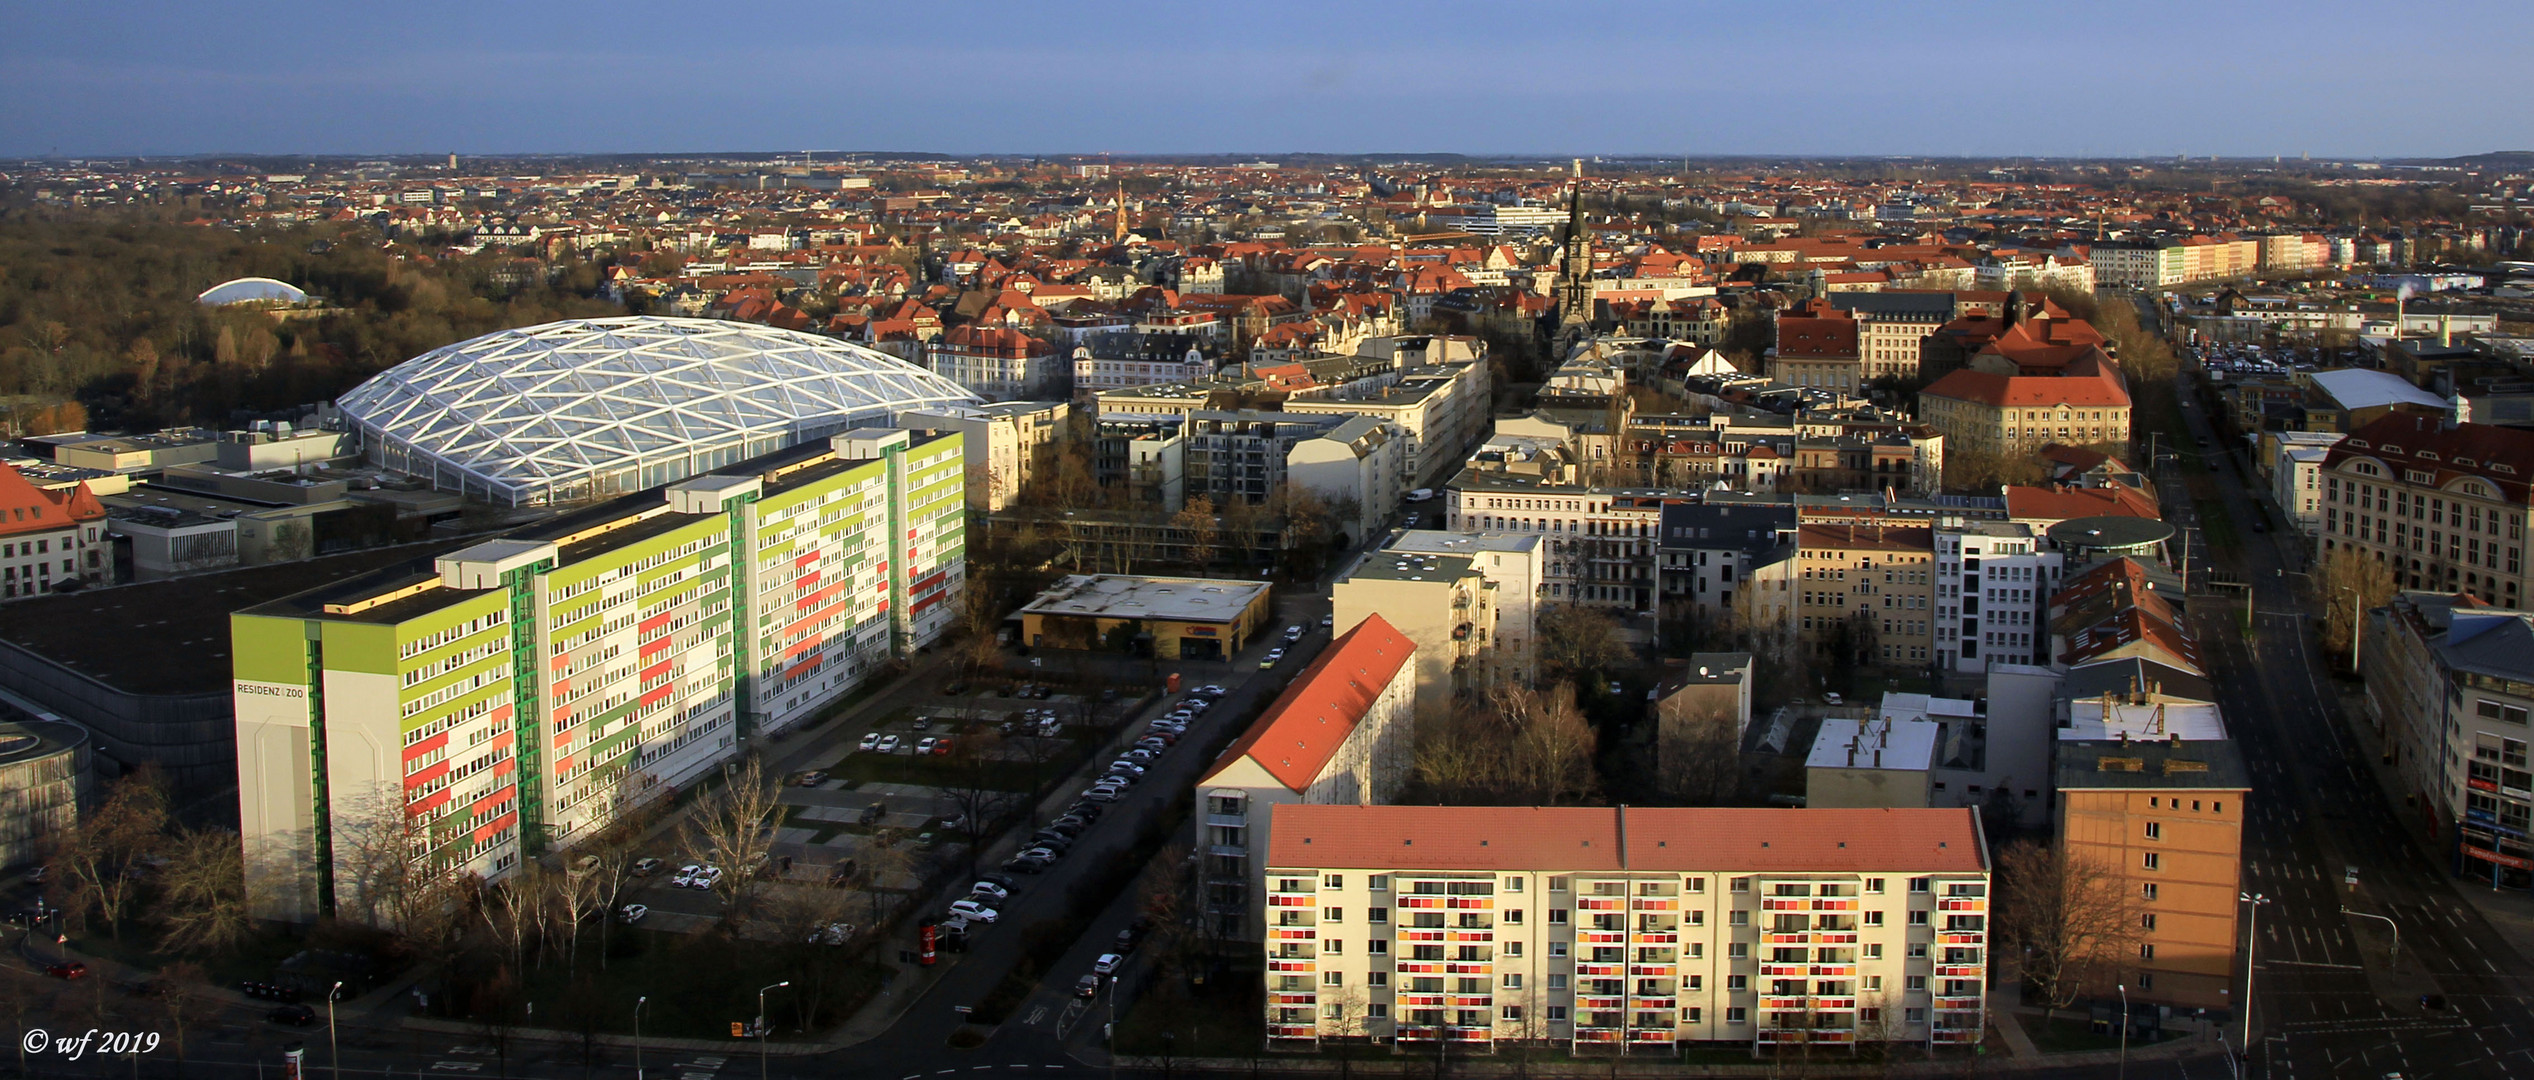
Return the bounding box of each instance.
[930,737,954,756]
[43,961,86,980]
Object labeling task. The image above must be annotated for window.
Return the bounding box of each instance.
[1369,971,1387,986]
[1908,910,1929,926]
[2141,913,2158,931]
[1685,876,1705,893]
[1725,1007,1747,1025]
[2140,943,2157,960]
[1865,877,1885,894]
[1907,943,1928,959]
[1729,909,1750,926]
[1503,973,1523,989]
[1686,910,1704,926]
[1909,877,1931,893]
[1369,875,1389,891]
[1504,909,1524,924]
[1369,940,1388,955]
[1324,874,1344,889]
[1324,907,1343,922]
[1324,939,1343,955]
[1906,1007,1927,1025]
[1731,877,1752,893]
[1864,910,1884,927]
[1906,975,1928,991]
[1549,909,1568,924]
[1369,1004,1388,1019]
[1546,1006,1567,1022]
[2141,852,2161,871]
[1550,942,1568,958]
[1500,1005,1523,1022]
[1864,974,1883,991]
[1369,907,1387,924]
[1687,942,1703,959]
[1505,876,1524,892]
[2141,883,2159,902]
[1726,974,1748,991]
[1864,943,1883,960]
[1504,941,1522,958]
[1323,971,1344,986]
[2144,822,2162,841]
[1728,943,1749,960]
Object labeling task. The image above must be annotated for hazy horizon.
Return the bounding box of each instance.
[7,0,2529,160]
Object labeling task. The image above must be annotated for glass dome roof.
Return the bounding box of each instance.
[337,316,981,506]
[197,277,309,305]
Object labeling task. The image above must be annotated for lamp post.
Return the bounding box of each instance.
[327,981,344,1080]
[756,981,789,1080]
[2338,586,2361,675]
[2116,983,2128,1080]
[2340,907,2399,965]
[634,996,648,1080]
[2239,892,2271,1055]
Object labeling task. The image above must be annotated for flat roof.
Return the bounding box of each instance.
[1385,530,1544,557]
[1342,550,1476,584]
[2055,738,2251,792]
[2061,700,2227,742]
[1807,717,1940,772]
[2,541,478,695]
[1016,574,1270,624]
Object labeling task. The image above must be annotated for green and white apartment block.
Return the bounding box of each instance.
[231,429,964,920]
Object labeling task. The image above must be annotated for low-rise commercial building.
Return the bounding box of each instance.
[1015,573,1273,661]
[1261,804,1992,1051]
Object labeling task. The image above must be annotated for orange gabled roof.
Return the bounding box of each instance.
[1266,804,1986,875]
[1202,613,1414,794]
[0,466,105,539]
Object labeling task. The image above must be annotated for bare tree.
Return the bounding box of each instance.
[49,767,170,938]
[547,858,602,975]
[1507,683,1599,806]
[1536,605,1630,688]
[2314,542,2395,657]
[680,756,784,925]
[154,826,255,956]
[1657,692,1741,804]
[153,961,223,1066]
[1992,839,2140,1017]
[1172,494,1219,573]
[0,966,56,1074]
[938,733,1022,875]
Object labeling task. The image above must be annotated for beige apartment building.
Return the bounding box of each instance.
[2055,738,2250,1010]
[1262,805,1991,1052]
[1331,549,1498,721]
[2317,413,2534,608]
[1796,524,1937,669]
[1917,367,2132,457]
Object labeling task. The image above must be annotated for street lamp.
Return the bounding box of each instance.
[2117,983,2128,1080]
[2239,892,2271,1055]
[2338,586,2362,675]
[756,981,790,1080]
[327,980,344,1080]
[634,996,648,1080]
[2340,907,2399,965]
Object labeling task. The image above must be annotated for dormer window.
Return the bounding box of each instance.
[2457,457,2477,467]
[2382,445,2403,455]
[2419,452,2440,462]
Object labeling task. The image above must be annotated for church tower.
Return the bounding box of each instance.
[1554,159,1596,353]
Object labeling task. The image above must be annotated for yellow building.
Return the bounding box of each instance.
[2055,738,2250,1010]
[1015,573,1274,661]
[1796,524,1936,668]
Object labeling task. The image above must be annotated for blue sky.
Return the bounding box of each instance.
[6,0,2528,159]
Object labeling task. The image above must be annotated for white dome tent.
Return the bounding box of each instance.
[337,316,981,506]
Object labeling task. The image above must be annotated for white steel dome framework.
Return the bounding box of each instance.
[338,316,982,506]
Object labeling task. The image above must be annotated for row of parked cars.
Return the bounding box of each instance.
[1074,687,1217,806]
[857,731,957,756]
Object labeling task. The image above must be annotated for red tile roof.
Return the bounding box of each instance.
[1266,804,1986,874]
[1922,367,2131,408]
[2004,484,2160,523]
[2326,414,2534,506]
[1202,613,1414,793]
[0,464,104,540]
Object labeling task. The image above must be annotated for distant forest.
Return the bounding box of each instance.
[0,205,623,433]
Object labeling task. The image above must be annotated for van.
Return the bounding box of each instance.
[1405,488,1435,503]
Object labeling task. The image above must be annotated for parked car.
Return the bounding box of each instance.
[1003,853,1054,874]
[858,732,881,751]
[1195,684,1226,698]
[672,864,704,887]
[43,961,86,980]
[860,802,887,826]
[1259,649,1285,670]
[1320,613,1334,628]
[808,922,854,946]
[1029,685,1052,700]
[1065,803,1102,822]
[1074,974,1101,999]
[690,866,724,890]
[795,770,828,786]
[911,715,933,731]
[977,873,1020,892]
[1084,784,1126,803]
[267,1004,317,1027]
[931,737,955,756]
[915,737,939,755]
[970,882,1010,903]
[630,857,664,878]
[1094,952,1124,975]
[1108,760,1147,777]
[947,900,1000,923]
[618,903,649,923]
[875,734,902,753]
[238,981,302,1003]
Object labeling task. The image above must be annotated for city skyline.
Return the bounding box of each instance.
[8,0,2531,159]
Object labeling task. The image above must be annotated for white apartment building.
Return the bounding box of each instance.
[1384,530,1548,669]
[1933,522,2064,674]
[1262,805,1991,1052]
[1445,475,1662,611]
[1198,615,1417,941]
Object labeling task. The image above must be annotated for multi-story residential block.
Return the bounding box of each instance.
[1067,332,1219,397]
[2318,413,2534,607]
[897,399,1069,513]
[1446,472,1662,611]
[231,429,965,921]
[1287,415,1405,542]
[0,464,110,600]
[1932,522,2064,673]
[1795,524,1937,669]
[925,324,1067,400]
[1285,358,1494,491]
[2054,736,2250,1010]
[1260,805,1991,1051]
[1828,291,1955,382]
[1198,616,1417,941]
[1768,299,1862,392]
[1383,530,1548,670]
[1918,362,2132,458]
[1655,501,1797,627]
[1332,548,1497,720]
[2364,592,2534,890]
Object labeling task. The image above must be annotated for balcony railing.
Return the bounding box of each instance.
[1764,932,1811,945]
[1628,1030,1675,1044]
[1939,931,1986,945]
[1266,1024,1318,1039]
[1939,898,1987,912]
[1936,965,1986,978]
[1634,931,1679,944]
[1630,897,1678,910]
[1937,995,1984,1010]
[1581,930,1628,944]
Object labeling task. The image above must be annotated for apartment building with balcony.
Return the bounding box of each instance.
[1196,616,1416,941]
[2364,591,2534,892]
[1331,550,1495,722]
[1445,469,1663,612]
[1933,522,2065,674]
[231,429,964,921]
[1260,805,1991,1052]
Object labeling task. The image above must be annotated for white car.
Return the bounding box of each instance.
[1284,624,1305,642]
[691,866,724,890]
[1084,785,1126,803]
[672,864,703,887]
[618,903,649,923]
[875,734,902,753]
[1094,952,1124,975]
[970,882,1010,903]
[947,899,1000,923]
[808,921,854,946]
[1320,613,1333,628]
[916,736,939,755]
[858,732,880,750]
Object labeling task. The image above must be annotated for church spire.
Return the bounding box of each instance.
[1555,158,1596,350]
